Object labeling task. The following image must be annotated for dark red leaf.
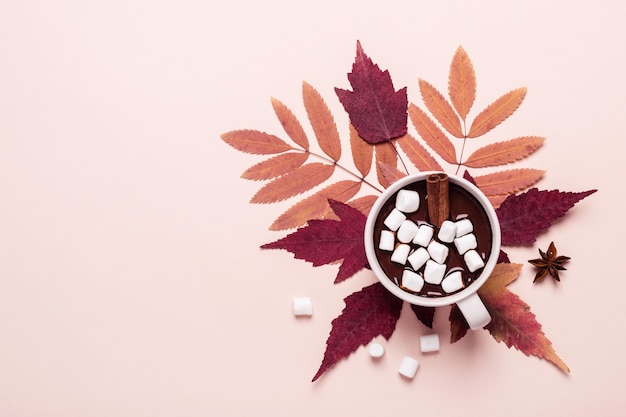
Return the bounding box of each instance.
[410,304,435,329]
[261,200,368,283]
[449,304,469,343]
[335,41,408,144]
[496,188,597,246]
[312,282,403,381]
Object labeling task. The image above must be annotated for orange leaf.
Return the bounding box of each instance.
[241,152,309,181]
[271,97,309,150]
[408,104,457,164]
[397,133,443,172]
[468,87,527,138]
[464,136,545,168]
[302,81,342,161]
[448,45,476,121]
[378,162,407,186]
[221,129,292,155]
[250,163,335,204]
[349,123,373,177]
[479,263,570,373]
[346,195,378,217]
[374,141,397,188]
[269,180,362,230]
[487,194,508,209]
[418,79,464,138]
[474,168,545,196]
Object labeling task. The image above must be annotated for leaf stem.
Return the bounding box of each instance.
[387,139,410,175]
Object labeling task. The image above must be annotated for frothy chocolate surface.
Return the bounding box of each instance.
[372,180,493,298]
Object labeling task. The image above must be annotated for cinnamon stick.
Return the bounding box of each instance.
[426,173,450,227]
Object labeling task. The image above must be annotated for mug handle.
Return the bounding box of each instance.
[456,293,491,330]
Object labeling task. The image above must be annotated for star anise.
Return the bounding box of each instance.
[528,241,571,283]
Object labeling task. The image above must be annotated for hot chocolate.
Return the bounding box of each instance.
[372,179,493,298]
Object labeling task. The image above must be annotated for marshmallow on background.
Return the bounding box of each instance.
[292,297,313,316]
[420,334,440,353]
[398,356,420,379]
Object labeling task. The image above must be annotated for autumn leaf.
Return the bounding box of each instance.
[481,263,570,372]
[303,81,342,161]
[497,188,597,245]
[269,180,362,230]
[464,136,545,168]
[397,132,444,172]
[312,282,403,381]
[262,200,368,283]
[271,97,310,151]
[418,78,463,138]
[375,140,398,188]
[411,304,435,329]
[473,168,545,197]
[408,104,457,164]
[487,194,509,209]
[241,152,308,181]
[250,163,335,204]
[335,41,408,144]
[448,45,476,121]
[349,123,373,177]
[221,129,292,155]
[378,161,407,186]
[346,195,378,217]
[468,87,527,138]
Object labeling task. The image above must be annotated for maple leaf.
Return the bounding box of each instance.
[261,200,368,283]
[410,304,435,329]
[497,188,597,245]
[481,263,570,372]
[450,263,570,372]
[312,282,403,381]
[335,41,408,144]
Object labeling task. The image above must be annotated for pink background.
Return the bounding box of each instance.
[0,1,624,415]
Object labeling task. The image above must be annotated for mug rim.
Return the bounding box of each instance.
[364,172,501,307]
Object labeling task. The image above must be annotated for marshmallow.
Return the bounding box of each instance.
[368,342,385,358]
[437,220,457,243]
[391,244,411,265]
[384,209,406,231]
[401,269,424,293]
[398,356,420,379]
[464,250,485,272]
[292,297,313,316]
[407,247,430,271]
[395,189,420,213]
[424,260,446,284]
[397,220,419,243]
[413,224,434,247]
[441,270,464,293]
[454,233,477,255]
[420,334,440,353]
[378,230,395,251]
[455,218,474,237]
[427,240,449,264]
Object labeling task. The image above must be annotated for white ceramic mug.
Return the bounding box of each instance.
[364,172,501,330]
